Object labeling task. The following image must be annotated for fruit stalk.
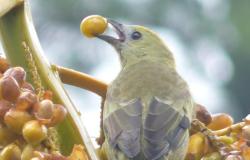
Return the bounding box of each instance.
[0,0,99,159]
[53,65,107,98]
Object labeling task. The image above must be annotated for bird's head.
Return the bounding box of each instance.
[97,20,176,68]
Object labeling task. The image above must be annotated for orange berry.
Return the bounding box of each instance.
[80,15,107,37]
[0,56,10,73]
[243,147,250,160]
[68,145,89,160]
[43,90,53,100]
[207,113,234,130]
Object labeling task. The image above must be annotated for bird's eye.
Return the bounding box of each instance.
[131,31,142,40]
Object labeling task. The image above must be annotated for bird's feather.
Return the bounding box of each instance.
[103,99,142,158]
[143,97,190,160]
[103,97,190,160]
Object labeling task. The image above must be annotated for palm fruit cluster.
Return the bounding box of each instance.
[186,113,250,160]
[0,56,72,160]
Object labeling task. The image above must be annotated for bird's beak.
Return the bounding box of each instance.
[97,19,125,48]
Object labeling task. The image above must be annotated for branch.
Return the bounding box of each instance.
[53,65,108,98]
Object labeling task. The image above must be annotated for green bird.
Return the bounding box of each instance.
[97,20,195,160]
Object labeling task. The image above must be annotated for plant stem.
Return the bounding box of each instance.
[52,65,108,146]
[53,65,108,98]
[0,0,23,17]
[212,122,246,136]
[0,1,99,159]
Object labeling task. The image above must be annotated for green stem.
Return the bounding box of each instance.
[0,1,99,159]
[0,0,23,17]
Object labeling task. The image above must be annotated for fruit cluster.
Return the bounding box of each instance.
[0,56,70,159]
[186,113,250,160]
[3,53,250,160]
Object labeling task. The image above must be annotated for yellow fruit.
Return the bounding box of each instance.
[0,125,17,146]
[80,15,107,37]
[208,113,234,130]
[97,147,108,160]
[68,145,89,160]
[0,144,21,160]
[4,109,32,134]
[186,132,205,160]
[21,144,34,160]
[22,120,47,146]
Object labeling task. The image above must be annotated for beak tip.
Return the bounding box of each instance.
[97,19,125,48]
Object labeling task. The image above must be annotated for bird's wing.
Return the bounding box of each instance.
[103,97,191,159]
[143,97,191,160]
[103,98,143,158]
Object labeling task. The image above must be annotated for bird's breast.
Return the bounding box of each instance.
[107,61,188,103]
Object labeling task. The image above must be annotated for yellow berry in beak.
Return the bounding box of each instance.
[80,15,107,38]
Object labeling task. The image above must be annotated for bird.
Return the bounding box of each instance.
[97,19,195,160]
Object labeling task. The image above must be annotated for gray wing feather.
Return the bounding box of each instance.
[103,99,143,158]
[104,97,190,160]
[143,97,190,160]
[167,116,190,149]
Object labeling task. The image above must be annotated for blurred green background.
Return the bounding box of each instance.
[1,0,250,143]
